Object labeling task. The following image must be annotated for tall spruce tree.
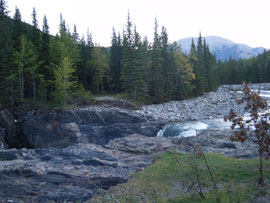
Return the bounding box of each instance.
[72,24,79,43]
[0,0,13,101]
[41,15,50,71]
[87,28,94,47]
[192,34,206,96]
[31,8,40,51]
[109,28,122,93]
[39,15,51,102]
[132,26,148,99]
[12,7,24,51]
[150,18,164,103]
[121,13,134,96]
[161,26,174,101]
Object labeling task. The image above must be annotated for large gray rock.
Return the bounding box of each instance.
[0,134,177,202]
[0,107,164,149]
[0,129,264,202]
[173,130,260,158]
[106,134,176,154]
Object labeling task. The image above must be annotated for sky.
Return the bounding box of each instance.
[6,0,270,48]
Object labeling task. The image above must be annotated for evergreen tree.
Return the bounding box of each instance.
[132,26,148,99]
[40,15,51,102]
[192,34,206,96]
[0,0,13,101]
[31,7,40,51]
[77,36,89,89]
[72,24,79,43]
[7,35,40,102]
[58,18,81,65]
[160,26,174,101]
[87,28,94,47]
[109,28,122,93]
[141,37,151,98]
[121,13,135,96]
[91,46,109,94]
[150,18,164,103]
[40,15,51,71]
[203,39,218,91]
[12,7,24,51]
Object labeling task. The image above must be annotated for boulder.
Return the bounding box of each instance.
[105,134,177,154]
[0,134,177,202]
[173,130,260,158]
[17,108,164,148]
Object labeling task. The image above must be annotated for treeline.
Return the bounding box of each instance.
[111,16,219,103]
[218,50,270,85]
[0,0,219,106]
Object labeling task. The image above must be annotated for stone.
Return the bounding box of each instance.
[172,130,260,158]
[0,105,164,149]
[0,134,177,202]
[136,85,248,122]
[0,127,8,149]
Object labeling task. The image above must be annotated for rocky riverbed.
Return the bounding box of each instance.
[137,83,270,122]
[0,84,269,201]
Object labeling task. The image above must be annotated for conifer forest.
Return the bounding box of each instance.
[1,0,270,106]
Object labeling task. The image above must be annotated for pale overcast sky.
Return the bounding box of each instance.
[6,0,270,48]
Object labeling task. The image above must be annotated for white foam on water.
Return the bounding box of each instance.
[157,127,166,137]
[178,129,196,137]
[191,121,209,130]
[259,94,270,98]
[177,121,209,137]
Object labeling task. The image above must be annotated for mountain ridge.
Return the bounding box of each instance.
[177,36,266,61]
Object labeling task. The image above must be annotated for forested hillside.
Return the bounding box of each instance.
[218,50,270,84]
[0,0,220,106]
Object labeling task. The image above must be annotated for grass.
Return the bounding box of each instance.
[89,152,270,203]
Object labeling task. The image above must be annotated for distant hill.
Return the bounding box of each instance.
[177,36,266,62]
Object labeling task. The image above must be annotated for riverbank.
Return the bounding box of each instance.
[137,84,270,122]
[0,83,269,202]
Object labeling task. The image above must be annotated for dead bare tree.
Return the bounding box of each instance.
[224,82,270,189]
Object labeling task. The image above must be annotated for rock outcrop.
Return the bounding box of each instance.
[0,134,178,202]
[0,130,261,202]
[0,84,268,201]
[0,107,164,149]
[0,109,30,148]
[173,129,260,158]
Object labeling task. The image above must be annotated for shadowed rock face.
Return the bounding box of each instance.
[0,106,167,201]
[0,107,164,149]
[0,127,8,149]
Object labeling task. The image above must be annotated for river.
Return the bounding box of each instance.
[157,89,270,138]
